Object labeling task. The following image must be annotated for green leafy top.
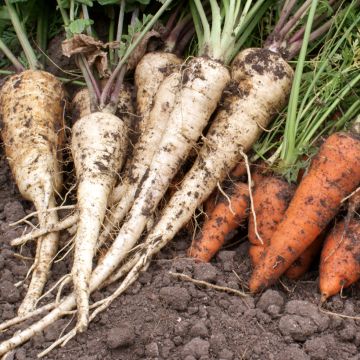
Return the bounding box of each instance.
[190,0,271,64]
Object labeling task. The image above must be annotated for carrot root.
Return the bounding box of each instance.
[188,182,249,262]
[250,132,360,293]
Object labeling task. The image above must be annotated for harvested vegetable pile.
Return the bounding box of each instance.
[0,0,359,357]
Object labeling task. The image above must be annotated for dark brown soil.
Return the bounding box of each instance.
[1,149,360,360]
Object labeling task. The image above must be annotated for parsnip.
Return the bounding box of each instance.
[70,111,127,331]
[0,70,65,315]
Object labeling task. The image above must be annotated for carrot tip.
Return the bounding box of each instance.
[320,293,328,304]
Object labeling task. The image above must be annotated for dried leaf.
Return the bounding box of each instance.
[126,30,160,70]
[62,34,119,78]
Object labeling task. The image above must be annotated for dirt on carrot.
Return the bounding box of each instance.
[188,182,249,262]
[249,132,360,293]
[248,175,295,266]
[320,218,360,301]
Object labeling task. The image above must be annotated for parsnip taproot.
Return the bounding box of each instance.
[0,70,65,315]
[70,111,127,331]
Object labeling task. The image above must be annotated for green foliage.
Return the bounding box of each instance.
[68,18,93,34]
[118,13,152,58]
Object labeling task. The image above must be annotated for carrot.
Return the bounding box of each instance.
[188,182,249,262]
[248,175,295,266]
[249,132,360,293]
[203,161,247,215]
[285,234,324,280]
[319,218,360,301]
[0,69,65,315]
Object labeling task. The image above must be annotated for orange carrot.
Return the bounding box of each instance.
[249,132,360,293]
[203,160,247,216]
[285,234,324,280]
[188,182,249,262]
[319,218,360,301]
[248,176,295,266]
[248,173,322,279]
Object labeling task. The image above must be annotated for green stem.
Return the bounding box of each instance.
[334,100,360,132]
[221,0,236,50]
[82,5,92,36]
[281,0,319,166]
[5,0,39,70]
[0,38,25,72]
[190,0,204,51]
[114,0,125,64]
[100,0,174,109]
[108,9,115,66]
[56,0,71,40]
[70,0,75,22]
[36,0,48,67]
[230,0,269,61]
[193,0,211,54]
[56,0,70,26]
[209,0,221,60]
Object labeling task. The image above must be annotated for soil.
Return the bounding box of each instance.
[1,150,360,360]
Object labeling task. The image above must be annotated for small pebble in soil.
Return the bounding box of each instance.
[209,333,227,355]
[193,263,217,283]
[189,321,209,338]
[182,337,210,358]
[256,289,284,312]
[159,286,190,311]
[279,315,318,341]
[145,342,159,357]
[3,201,25,222]
[0,280,21,303]
[218,348,234,360]
[216,250,236,263]
[285,300,330,331]
[338,320,356,341]
[278,345,310,360]
[304,337,328,360]
[106,323,135,349]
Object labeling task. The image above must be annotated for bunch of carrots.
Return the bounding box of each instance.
[0,0,359,357]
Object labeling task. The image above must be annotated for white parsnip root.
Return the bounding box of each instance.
[0,70,65,316]
[108,52,182,206]
[71,111,127,331]
[99,70,182,244]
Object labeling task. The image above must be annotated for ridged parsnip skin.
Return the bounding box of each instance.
[90,57,230,290]
[134,52,182,135]
[100,72,182,245]
[0,70,65,315]
[130,48,293,266]
[71,112,127,331]
[71,85,135,129]
[71,88,91,122]
[108,52,182,205]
